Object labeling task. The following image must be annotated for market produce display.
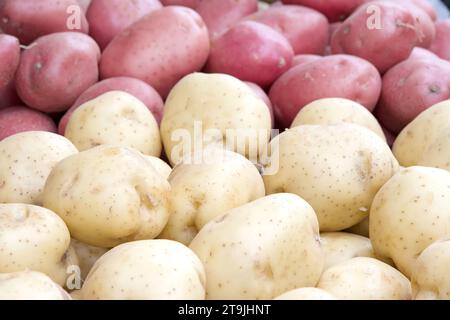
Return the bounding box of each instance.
[1,0,450,301]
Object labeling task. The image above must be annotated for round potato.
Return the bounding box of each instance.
[370,166,450,278]
[189,193,324,300]
[408,47,439,61]
[274,288,336,300]
[0,131,78,205]
[0,34,20,89]
[317,257,411,300]
[70,239,108,280]
[144,156,172,180]
[159,148,265,245]
[64,91,161,156]
[264,124,399,231]
[417,127,450,171]
[430,20,450,61]
[79,240,205,300]
[245,81,274,127]
[42,145,170,248]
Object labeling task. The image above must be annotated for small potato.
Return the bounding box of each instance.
[274,288,336,300]
[144,156,172,180]
[159,148,265,245]
[190,193,324,300]
[264,124,399,231]
[317,257,411,300]
[70,239,108,280]
[0,34,20,89]
[370,166,450,278]
[0,131,78,205]
[291,54,322,68]
[0,271,71,300]
[42,145,171,248]
[64,91,161,156]
[79,240,205,300]
[290,98,385,141]
[430,20,450,62]
[0,204,78,286]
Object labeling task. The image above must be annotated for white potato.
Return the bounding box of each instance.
[274,288,336,300]
[317,257,412,300]
[79,240,205,300]
[144,156,172,180]
[160,148,265,245]
[417,127,450,171]
[345,217,369,238]
[189,193,324,300]
[70,239,108,280]
[65,91,161,156]
[42,145,171,248]
[264,124,399,231]
[0,131,77,205]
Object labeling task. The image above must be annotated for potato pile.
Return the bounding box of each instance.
[1,0,450,301]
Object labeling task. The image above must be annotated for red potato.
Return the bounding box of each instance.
[430,20,450,62]
[245,81,274,127]
[0,81,21,110]
[100,6,210,99]
[78,0,92,13]
[87,0,162,50]
[58,77,164,135]
[291,54,322,68]
[395,0,437,21]
[269,54,382,128]
[206,21,294,87]
[376,57,450,133]
[15,32,100,113]
[0,0,89,45]
[0,35,20,89]
[0,106,56,141]
[408,47,438,61]
[329,22,343,39]
[160,0,200,8]
[196,0,258,40]
[246,5,329,55]
[331,2,420,73]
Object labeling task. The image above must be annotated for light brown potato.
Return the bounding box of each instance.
[70,239,108,280]
[417,127,450,171]
[144,156,172,180]
[274,288,336,300]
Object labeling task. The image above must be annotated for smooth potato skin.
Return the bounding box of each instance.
[245,82,274,127]
[395,0,437,21]
[430,21,450,62]
[0,81,21,110]
[0,35,20,89]
[100,7,210,98]
[408,47,439,61]
[269,54,381,128]
[15,32,100,113]
[291,54,322,68]
[0,0,89,45]
[160,0,200,8]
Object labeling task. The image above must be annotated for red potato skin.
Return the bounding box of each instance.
[206,21,294,87]
[245,81,274,127]
[291,54,322,68]
[408,47,439,61]
[87,0,162,50]
[269,54,382,128]
[100,6,210,99]
[78,0,92,13]
[331,2,419,74]
[0,106,57,141]
[58,77,164,135]
[0,0,89,45]
[160,0,200,8]
[246,5,329,55]
[430,20,450,62]
[196,0,258,40]
[0,35,20,89]
[0,81,21,110]
[395,0,437,21]
[15,32,100,113]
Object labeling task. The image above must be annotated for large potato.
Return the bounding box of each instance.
[0,34,20,89]
[264,124,399,231]
[64,91,161,156]
[160,73,271,166]
[100,6,210,98]
[317,257,411,300]
[0,204,78,286]
[0,131,78,205]
[42,145,170,248]
[79,240,205,300]
[160,148,265,245]
[70,239,108,280]
[269,55,381,128]
[15,32,100,113]
[274,288,336,300]
[370,166,450,277]
[430,20,450,61]
[189,193,324,300]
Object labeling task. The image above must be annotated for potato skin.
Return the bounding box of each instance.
[430,20,450,62]
[418,128,450,171]
[15,32,100,113]
[0,81,21,110]
[245,81,274,127]
[0,35,20,89]
[100,6,210,98]
[291,54,322,68]
[160,0,200,8]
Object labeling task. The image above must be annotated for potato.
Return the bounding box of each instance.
[206,21,294,87]
[245,81,274,127]
[269,54,381,128]
[290,98,385,141]
[0,271,71,300]
[264,124,398,231]
[70,239,108,280]
[0,204,78,286]
[274,288,336,300]
[59,77,164,135]
[100,6,210,98]
[159,148,265,245]
[79,240,205,300]
[0,106,57,141]
[42,145,170,248]
[0,131,78,205]
[408,47,439,61]
[77,0,91,13]
[411,236,450,300]
[291,54,322,68]
[87,0,162,50]
[417,128,450,171]
[15,32,100,113]
[160,73,271,166]
[331,2,419,73]
[345,217,369,238]
[0,35,20,89]
[144,156,172,180]
[64,91,161,156]
[246,5,328,55]
[189,193,324,300]
[0,0,89,45]
[160,0,200,8]
[196,0,258,40]
[395,0,438,21]
[317,257,411,300]
[430,20,450,61]
[0,81,21,110]
[370,166,450,277]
